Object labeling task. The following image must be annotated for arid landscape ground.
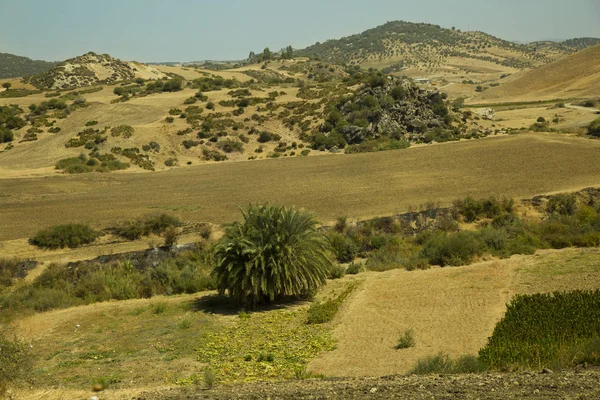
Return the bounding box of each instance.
[1,11,600,400]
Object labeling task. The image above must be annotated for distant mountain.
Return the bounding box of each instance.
[29,52,168,90]
[296,21,599,70]
[0,53,58,79]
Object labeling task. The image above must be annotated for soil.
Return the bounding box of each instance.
[137,368,600,399]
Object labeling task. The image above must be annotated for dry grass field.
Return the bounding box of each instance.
[1,132,600,243]
[309,248,600,377]
[473,44,600,103]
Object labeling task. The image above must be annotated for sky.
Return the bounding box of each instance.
[1,0,599,62]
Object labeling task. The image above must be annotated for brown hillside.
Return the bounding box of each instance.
[473,44,600,102]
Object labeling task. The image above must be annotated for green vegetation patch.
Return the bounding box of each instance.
[29,223,99,249]
[195,309,336,383]
[479,290,600,369]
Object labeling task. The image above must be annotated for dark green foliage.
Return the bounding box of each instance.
[589,117,600,137]
[216,138,244,153]
[0,104,24,143]
[257,131,281,143]
[546,194,577,216]
[184,97,197,105]
[410,353,488,375]
[29,224,100,249]
[479,290,600,369]
[0,334,32,394]
[420,231,484,267]
[114,214,180,241]
[453,197,514,222]
[111,125,134,138]
[0,52,58,79]
[213,205,331,307]
[395,329,416,349]
[202,148,227,161]
[191,76,241,92]
[328,232,358,263]
[55,153,129,174]
[326,264,346,280]
[0,247,215,315]
[345,138,409,153]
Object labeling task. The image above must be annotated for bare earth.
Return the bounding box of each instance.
[140,368,600,400]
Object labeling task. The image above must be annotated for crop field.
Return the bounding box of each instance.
[1,132,600,242]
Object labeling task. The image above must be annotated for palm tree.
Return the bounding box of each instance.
[213,205,331,307]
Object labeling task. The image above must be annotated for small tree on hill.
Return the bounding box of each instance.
[213,205,331,307]
[1,83,11,90]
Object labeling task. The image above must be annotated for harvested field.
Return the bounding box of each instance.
[1,133,600,242]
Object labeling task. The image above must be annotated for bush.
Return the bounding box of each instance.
[453,197,514,222]
[213,205,332,307]
[216,138,244,153]
[409,353,487,375]
[589,118,600,137]
[0,334,32,395]
[345,261,365,275]
[111,125,134,138]
[184,97,197,105]
[395,329,416,349]
[29,224,99,249]
[257,131,281,143]
[328,232,358,263]
[114,214,181,241]
[420,231,484,267]
[326,264,346,280]
[546,193,577,216]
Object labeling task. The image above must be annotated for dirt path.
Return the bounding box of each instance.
[565,103,600,113]
[138,368,600,400]
[309,260,517,377]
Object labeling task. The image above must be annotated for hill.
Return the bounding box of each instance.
[473,43,600,102]
[28,52,168,90]
[0,52,58,79]
[296,21,598,71]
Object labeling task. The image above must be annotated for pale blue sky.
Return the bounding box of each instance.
[1,0,599,62]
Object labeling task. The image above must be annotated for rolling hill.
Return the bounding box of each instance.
[28,52,168,90]
[296,21,598,71]
[0,52,58,79]
[473,43,600,102]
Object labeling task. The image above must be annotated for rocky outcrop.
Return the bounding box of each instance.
[330,77,455,144]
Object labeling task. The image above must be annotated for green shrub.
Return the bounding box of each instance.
[453,197,514,222]
[366,245,409,271]
[29,224,99,249]
[546,193,577,216]
[184,97,197,105]
[213,205,332,307]
[589,117,600,137]
[328,232,358,263]
[216,138,244,153]
[0,334,32,395]
[409,353,487,375]
[420,231,484,267]
[110,125,134,138]
[479,290,600,369]
[326,264,346,280]
[395,329,416,349]
[345,261,365,275]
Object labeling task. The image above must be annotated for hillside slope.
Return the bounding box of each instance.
[29,52,167,89]
[474,43,600,102]
[296,21,597,70]
[0,52,58,79]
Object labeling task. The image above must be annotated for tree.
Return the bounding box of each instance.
[213,205,332,307]
[589,117,600,137]
[263,47,273,61]
[248,51,256,61]
[282,45,294,60]
[1,83,11,90]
